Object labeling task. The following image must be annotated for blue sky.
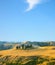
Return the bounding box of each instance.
[0,0,55,42]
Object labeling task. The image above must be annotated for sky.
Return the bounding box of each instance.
[0,0,55,42]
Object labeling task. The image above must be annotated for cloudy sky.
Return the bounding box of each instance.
[25,0,48,11]
[0,0,55,42]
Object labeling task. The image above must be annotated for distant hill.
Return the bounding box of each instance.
[0,41,55,50]
[0,41,18,50]
[22,41,55,46]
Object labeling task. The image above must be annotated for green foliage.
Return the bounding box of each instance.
[6,63,23,65]
[47,62,55,65]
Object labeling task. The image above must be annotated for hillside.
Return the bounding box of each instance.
[0,46,55,65]
[0,41,55,50]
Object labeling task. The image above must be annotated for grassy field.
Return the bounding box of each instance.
[0,46,55,65]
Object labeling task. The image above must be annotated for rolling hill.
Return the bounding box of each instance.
[0,41,55,50]
[0,46,55,65]
[0,41,55,65]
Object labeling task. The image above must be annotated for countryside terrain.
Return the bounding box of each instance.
[0,41,55,65]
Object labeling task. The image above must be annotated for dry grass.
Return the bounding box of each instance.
[0,46,55,65]
[0,46,55,57]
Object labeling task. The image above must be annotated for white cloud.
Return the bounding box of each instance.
[25,0,49,12]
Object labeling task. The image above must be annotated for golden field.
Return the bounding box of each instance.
[0,46,55,57]
[0,46,55,65]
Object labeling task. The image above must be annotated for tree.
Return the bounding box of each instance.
[16,46,19,49]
